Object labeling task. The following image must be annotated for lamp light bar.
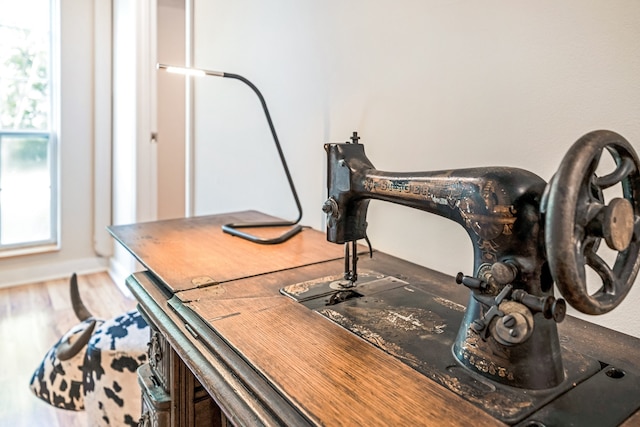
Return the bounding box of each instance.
[157,63,223,78]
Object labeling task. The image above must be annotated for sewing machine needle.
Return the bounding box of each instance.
[343,241,358,286]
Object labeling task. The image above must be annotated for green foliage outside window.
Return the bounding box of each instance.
[0,26,50,130]
[0,0,51,169]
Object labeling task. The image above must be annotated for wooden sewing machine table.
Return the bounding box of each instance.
[109,211,640,427]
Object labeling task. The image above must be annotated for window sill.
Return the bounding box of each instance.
[0,243,61,259]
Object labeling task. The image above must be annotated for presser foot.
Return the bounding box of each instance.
[330,279,357,290]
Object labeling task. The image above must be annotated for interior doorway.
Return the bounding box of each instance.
[108,0,186,286]
[157,0,186,220]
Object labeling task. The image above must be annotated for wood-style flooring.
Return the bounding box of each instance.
[0,272,136,427]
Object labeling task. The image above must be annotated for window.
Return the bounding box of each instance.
[0,0,58,254]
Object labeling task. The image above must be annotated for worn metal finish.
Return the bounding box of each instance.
[324,135,561,389]
[545,130,640,314]
[516,365,640,427]
[322,130,640,393]
[282,272,602,424]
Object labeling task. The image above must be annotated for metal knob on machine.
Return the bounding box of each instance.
[493,301,535,346]
[490,261,519,285]
[591,197,635,252]
[455,272,487,290]
[511,289,567,323]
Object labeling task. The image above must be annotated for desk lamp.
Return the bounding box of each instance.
[157,63,303,244]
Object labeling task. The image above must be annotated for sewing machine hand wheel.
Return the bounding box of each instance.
[545,130,640,315]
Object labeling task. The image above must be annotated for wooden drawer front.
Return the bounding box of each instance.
[137,304,172,391]
[148,330,172,390]
[139,396,170,427]
[138,363,171,427]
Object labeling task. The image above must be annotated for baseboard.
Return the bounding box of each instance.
[0,256,109,289]
[107,245,147,299]
[107,255,136,299]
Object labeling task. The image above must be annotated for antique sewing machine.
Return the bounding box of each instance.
[282,130,640,425]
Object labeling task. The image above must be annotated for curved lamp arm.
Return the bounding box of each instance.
[157,64,303,244]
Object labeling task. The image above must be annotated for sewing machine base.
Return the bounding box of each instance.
[281,271,640,425]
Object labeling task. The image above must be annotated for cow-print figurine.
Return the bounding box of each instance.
[29,274,149,426]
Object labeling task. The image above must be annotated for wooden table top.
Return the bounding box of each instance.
[112,211,640,426]
[109,211,345,292]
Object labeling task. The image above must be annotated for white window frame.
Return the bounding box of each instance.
[0,0,60,257]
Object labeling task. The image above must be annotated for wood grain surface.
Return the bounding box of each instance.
[192,294,503,426]
[109,211,345,293]
[117,211,640,426]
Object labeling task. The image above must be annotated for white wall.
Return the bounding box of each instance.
[0,0,108,288]
[192,1,640,337]
[157,1,186,220]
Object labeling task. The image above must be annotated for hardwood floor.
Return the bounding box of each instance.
[0,272,137,427]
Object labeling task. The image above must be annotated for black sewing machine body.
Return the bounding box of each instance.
[324,142,568,388]
[283,130,640,424]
